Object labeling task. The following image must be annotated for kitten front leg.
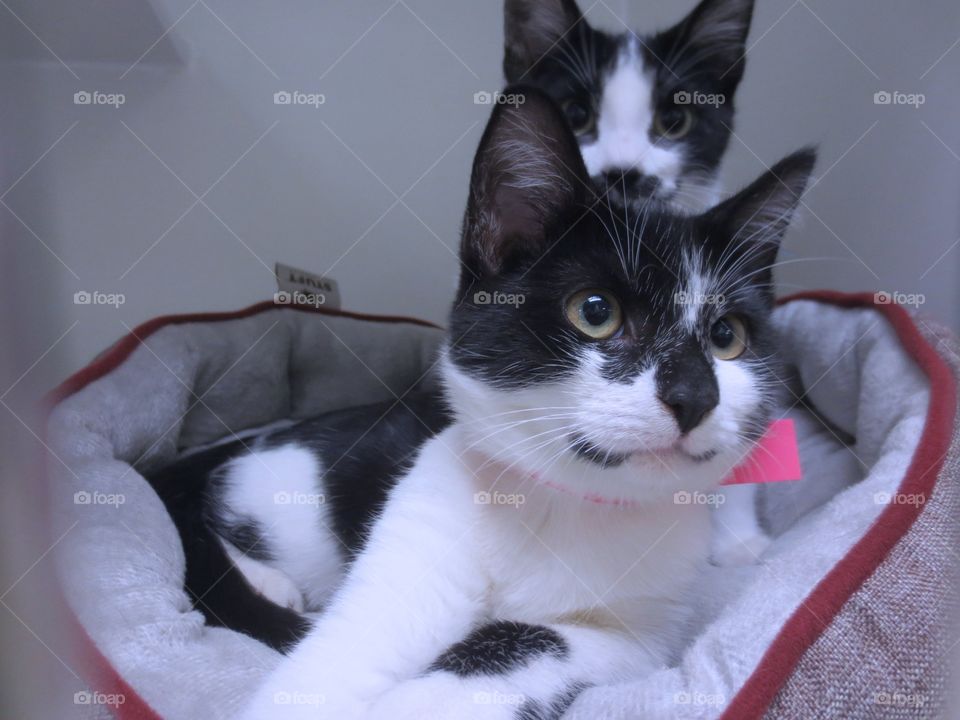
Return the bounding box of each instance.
[240,437,487,720]
[368,621,657,720]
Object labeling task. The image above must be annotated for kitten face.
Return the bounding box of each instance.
[504,0,755,211]
[446,89,815,504]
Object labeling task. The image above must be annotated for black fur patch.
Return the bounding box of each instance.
[516,683,587,720]
[219,519,273,562]
[569,434,627,468]
[429,621,569,677]
[262,389,451,556]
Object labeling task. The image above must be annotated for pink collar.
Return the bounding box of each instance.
[537,477,642,507]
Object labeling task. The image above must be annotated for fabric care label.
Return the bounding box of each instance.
[274,262,341,310]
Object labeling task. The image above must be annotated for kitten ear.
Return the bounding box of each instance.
[503,0,583,81]
[462,87,590,276]
[667,0,755,86]
[704,148,817,278]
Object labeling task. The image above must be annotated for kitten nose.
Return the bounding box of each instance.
[659,382,718,435]
[602,170,660,198]
[656,352,720,435]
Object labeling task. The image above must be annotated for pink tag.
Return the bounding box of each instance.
[722,418,802,486]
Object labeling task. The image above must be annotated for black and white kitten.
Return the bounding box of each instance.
[224,89,815,719]
[504,0,754,210]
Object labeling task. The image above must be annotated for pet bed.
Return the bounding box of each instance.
[45,292,960,719]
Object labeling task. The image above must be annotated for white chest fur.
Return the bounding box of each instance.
[412,428,713,652]
[239,424,718,720]
[476,495,710,625]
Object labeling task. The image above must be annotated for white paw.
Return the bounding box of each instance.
[368,676,525,720]
[712,532,772,566]
[229,550,305,611]
[252,566,306,611]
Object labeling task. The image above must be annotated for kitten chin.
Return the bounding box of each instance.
[441,352,760,507]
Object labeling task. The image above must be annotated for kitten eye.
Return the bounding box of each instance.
[565,289,623,340]
[710,315,748,360]
[653,107,694,140]
[562,99,595,135]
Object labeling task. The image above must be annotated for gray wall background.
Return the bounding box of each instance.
[1,2,959,716]
[3,0,959,383]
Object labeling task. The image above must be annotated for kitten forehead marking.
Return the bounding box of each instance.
[680,246,720,332]
[579,40,683,191]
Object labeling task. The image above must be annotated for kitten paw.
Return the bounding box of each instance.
[255,570,306,611]
[233,554,306,611]
[712,532,772,566]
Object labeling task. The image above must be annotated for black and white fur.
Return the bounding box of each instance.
[504,0,770,564]
[504,0,754,211]
[148,392,450,651]
[225,90,815,718]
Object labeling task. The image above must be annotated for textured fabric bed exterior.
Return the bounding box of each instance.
[764,320,960,720]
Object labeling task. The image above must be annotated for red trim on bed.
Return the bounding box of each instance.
[75,619,164,720]
[46,300,440,409]
[45,302,440,720]
[45,293,956,720]
[719,291,958,719]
